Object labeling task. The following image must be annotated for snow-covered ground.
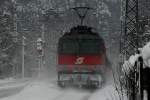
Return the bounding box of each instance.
[0,78,15,84]
[0,78,30,99]
[89,85,127,100]
[2,82,119,100]
[1,79,91,100]
[0,76,125,100]
[0,78,29,90]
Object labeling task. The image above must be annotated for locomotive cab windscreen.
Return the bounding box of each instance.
[58,26,106,65]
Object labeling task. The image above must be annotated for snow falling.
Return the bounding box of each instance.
[0,0,150,100]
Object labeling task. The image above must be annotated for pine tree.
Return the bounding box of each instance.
[0,0,18,78]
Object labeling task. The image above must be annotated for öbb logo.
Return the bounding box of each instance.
[75,57,85,64]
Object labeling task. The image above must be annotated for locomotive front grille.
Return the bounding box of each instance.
[57,65,105,74]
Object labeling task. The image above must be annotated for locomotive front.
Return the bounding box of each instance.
[57,26,106,87]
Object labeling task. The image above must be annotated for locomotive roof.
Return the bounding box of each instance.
[61,25,102,40]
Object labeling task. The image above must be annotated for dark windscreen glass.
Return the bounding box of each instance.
[80,40,100,54]
[61,39,102,54]
[62,42,79,54]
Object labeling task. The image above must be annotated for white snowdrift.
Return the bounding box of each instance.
[122,54,140,73]
[142,42,150,60]
[128,54,140,66]
[141,42,150,66]
[122,41,150,73]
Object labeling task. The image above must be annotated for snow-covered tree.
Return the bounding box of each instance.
[0,0,18,78]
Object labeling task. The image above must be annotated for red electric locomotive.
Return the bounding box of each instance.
[57,7,107,87]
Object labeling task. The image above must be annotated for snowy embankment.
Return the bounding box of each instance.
[0,78,29,90]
